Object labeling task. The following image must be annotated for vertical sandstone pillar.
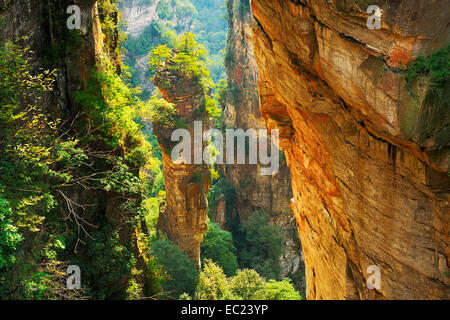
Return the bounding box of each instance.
[153,58,211,267]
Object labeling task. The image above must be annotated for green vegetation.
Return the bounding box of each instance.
[400,45,450,145]
[148,32,222,129]
[151,240,200,298]
[190,0,228,81]
[150,32,212,89]
[196,260,302,300]
[263,278,303,300]
[1,0,303,301]
[207,177,236,220]
[82,227,140,299]
[235,211,285,280]
[405,45,450,90]
[0,195,23,269]
[201,223,239,276]
[122,0,227,93]
[0,36,153,299]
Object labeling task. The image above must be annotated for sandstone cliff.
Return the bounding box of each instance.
[121,0,160,37]
[223,0,304,286]
[251,0,449,299]
[153,58,211,266]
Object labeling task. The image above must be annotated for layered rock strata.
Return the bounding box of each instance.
[251,0,449,299]
[153,59,211,266]
[223,0,305,286]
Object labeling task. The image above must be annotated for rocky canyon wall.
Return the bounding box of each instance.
[251,0,449,299]
[224,0,304,285]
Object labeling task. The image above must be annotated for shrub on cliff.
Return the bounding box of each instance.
[402,44,449,145]
[405,44,450,90]
[149,32,212,90]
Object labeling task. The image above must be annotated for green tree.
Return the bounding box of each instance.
[148,45,172,75]
[229,269,266,300]
[197,262,303,300]
[201,223,239,276]
[197,260,232,300]
[157,0,173,20]
[263,279,302,300]
[151,240,199,298]
[238,211,284,280]
[82,226,140,300]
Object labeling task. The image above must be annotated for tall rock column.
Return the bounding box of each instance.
[251,0,449,299]
[152,54,211,266]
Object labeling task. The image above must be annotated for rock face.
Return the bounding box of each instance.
[224,0,304,286]
[153,61,211,266]
[120,0,194,37]
[120,0,159,37]
[251,0,449,299]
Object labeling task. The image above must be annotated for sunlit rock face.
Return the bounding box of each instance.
[251,0,449,299]
[223,0,305,289]
[120,0,194,37]
[120,0,159,37]
[153,59,211,267]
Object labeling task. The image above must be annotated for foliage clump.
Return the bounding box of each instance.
[404,45,450,91]
[196,260,302,300]
[151,239,200,299]
[0,38,153,299]
[150,32,212,90]
[201,223,239,276]
[235,211,285,280]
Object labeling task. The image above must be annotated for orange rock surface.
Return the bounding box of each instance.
[252,0,449,299]
[153,61,211,266]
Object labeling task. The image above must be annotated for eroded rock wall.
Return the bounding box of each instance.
[120,0,159,37]
[251,0,449,299]
[224,0,304,285]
